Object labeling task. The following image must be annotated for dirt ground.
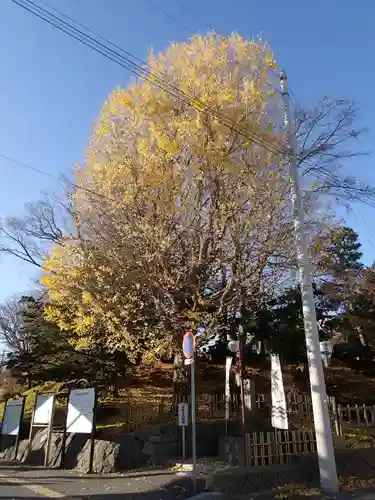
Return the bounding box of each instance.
[115,357,375,405]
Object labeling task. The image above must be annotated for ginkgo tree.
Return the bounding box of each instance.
[38,35,311,361]
[32,33,366,362]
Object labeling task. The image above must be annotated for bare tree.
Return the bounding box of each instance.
[0,193,75,267]
[295,98,372,204]
[0,298,28,353]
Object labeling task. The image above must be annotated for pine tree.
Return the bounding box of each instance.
[343,265,375,347]
[317,226,363,309]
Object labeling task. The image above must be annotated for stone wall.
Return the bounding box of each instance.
[0,421,224,473]
[208,448,375,496]
[217,436,246,466]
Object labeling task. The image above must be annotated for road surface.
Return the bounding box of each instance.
[0,464,202,500]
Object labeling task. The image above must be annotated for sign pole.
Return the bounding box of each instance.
[44,395,56,468]
[60,390,70,469]
[182,425,186,460]
[28,391,38,452]
[191,358,196,494]
[88,389,97,474]
[14,397,25,461]
[182,331,197,494]
[178,402,188,460]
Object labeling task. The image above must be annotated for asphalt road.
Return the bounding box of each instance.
[0,465,202,500]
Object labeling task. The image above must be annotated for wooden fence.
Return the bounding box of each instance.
[101,392,340,432]
[245,430,316,466]
[337,404,375,433]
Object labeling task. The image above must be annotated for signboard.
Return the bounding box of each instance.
[271,354,288,430]
[178,402,189,427]
[1,398,24,436]
[66,388,95,434]
[182,332,195,359]
[320,340,335,368]
[34,394,54,425]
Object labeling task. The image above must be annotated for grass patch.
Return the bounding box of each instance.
[336,428,375,449]
[275,484,322,500]
[274,476,375,499]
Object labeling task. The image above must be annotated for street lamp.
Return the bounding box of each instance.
[227,338,239,354]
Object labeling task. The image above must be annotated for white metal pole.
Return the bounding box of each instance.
[280,71,339,493]
[191,359,197,493]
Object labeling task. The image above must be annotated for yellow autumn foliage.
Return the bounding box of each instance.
[41,33,325,360]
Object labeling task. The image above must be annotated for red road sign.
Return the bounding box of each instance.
[182,331,195,359]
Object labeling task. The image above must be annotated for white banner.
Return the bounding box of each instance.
[2,398,24,436]
[271,354,288,430]
[66,388,95,434]
[225,356,233,421]
[34,394,54,425]
[320,340,335,367]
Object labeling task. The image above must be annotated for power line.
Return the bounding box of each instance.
[37,0,166,73]
[41,0,280,97]
[143,0,194,35]
[27,1,284,154]
[0,153,116,203]
[353,206,375,254]
[12,0,286,158]
[11,0,371,210]
[176,1,215,32]
[149,0,281,96]
[6,3,372,216]
[0,153,57,180]
[289,86,299,114]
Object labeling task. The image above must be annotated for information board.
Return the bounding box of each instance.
[66,388,95,434]
[1,398,24,436]
[34,394,54,425]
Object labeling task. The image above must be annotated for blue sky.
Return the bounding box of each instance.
[0,0,374,303]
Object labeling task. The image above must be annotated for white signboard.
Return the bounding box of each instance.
[225,356,233,421]
[66,388,95,434]
[34,394,54,425]
[271,354,288,430]
[1,398,24,436]
[178,402,189,427]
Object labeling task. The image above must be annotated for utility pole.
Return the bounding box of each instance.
[280,71,339,493]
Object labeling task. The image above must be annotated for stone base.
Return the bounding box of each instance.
[0,421,227,473]
[207,449,375,496]
[218,436,246,466]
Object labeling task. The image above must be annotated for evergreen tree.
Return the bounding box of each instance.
[248,285,336,363]
[342,265,375,347]
[317,226,363,307]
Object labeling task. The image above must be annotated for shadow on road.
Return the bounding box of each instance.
[0,473,205,500]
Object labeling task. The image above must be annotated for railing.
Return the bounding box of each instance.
[338,404,375,431]
[100,392,340,433]
[245,430,316,466]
